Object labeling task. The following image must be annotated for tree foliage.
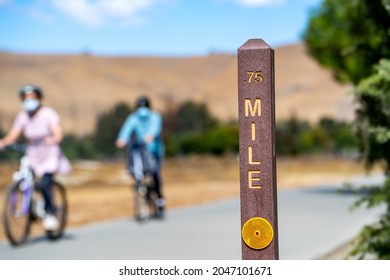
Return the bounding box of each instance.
[93,102,132,157]
[349,178,390,259]
[304,0,390,84]
[61,134,96,160]
[275,116,356,156]
[275,116,311,156]
[162,101,229,155]
[356,59,390,172]
[166,101,219,135]
[163,102,355,156]
[304,0,390,259]
[0,100,356,159]
[346,60,390,259]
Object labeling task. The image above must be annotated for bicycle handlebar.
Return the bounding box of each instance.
[0,138,50,153]
[0,144,27,153]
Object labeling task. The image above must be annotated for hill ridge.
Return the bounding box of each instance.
[0,43,354,135]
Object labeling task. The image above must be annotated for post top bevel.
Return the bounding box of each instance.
[238,39,273,51]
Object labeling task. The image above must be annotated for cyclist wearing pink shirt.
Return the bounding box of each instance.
[0,85,71,230]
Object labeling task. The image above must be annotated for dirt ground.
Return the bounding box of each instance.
[0,155,377,243]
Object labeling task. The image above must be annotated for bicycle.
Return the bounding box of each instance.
[1,144,67,246]
[127,138,160,222]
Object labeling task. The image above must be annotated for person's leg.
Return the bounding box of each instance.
[38,173,59,230]
[152,156,165,215]
[38,173,55,214]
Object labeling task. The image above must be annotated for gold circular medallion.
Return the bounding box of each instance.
[242,217,274,250]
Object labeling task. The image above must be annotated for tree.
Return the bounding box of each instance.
[318,117,357,153]
[162,101,219,155]
[170,101,218,134]
[61,134,96,160]
[349,60,390,259]
[304,0,390,85]
[203,123,239,155]
[356,59,390,171]
[275,116,311,156]
[93,102,132,157]
[304,0,390,259]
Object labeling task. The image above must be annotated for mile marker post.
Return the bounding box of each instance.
[238,39,279,260]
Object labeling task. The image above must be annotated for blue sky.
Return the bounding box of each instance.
[0,0,323,56]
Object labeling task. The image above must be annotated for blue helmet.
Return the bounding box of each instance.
[19,84,43,99]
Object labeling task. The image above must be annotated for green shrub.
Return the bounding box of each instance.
[93,102,132,157]
[169,101,219,134]
[203,124,239,155]
[61,134,96,160]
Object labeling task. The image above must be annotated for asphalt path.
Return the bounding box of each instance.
[0,175,386,260]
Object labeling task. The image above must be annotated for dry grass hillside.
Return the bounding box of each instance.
[0,43,355,135]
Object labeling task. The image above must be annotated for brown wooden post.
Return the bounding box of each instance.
[238,39,279,260]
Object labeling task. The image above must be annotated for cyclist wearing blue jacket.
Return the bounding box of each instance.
[115,96,165,216]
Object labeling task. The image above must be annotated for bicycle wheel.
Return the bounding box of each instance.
[144,174,163,219]
[2,181,32,246]
[133,182,151,222]
[148,188,163,219]
[146,185,159,218]
[46,181,67,240]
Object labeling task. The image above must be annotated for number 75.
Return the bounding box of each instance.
[246,71,263,83]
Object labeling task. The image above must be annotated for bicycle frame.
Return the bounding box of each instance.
[132,149,145,182]
[10,156,35,217]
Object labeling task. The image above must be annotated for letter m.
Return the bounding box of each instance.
[245,98,261,117]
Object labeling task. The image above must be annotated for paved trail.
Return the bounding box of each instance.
[0,175,385,260]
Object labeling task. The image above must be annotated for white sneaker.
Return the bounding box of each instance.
[43,214,59,231]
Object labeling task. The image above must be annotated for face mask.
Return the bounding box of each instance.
[23,99,40,112]
[137,107,149,117]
